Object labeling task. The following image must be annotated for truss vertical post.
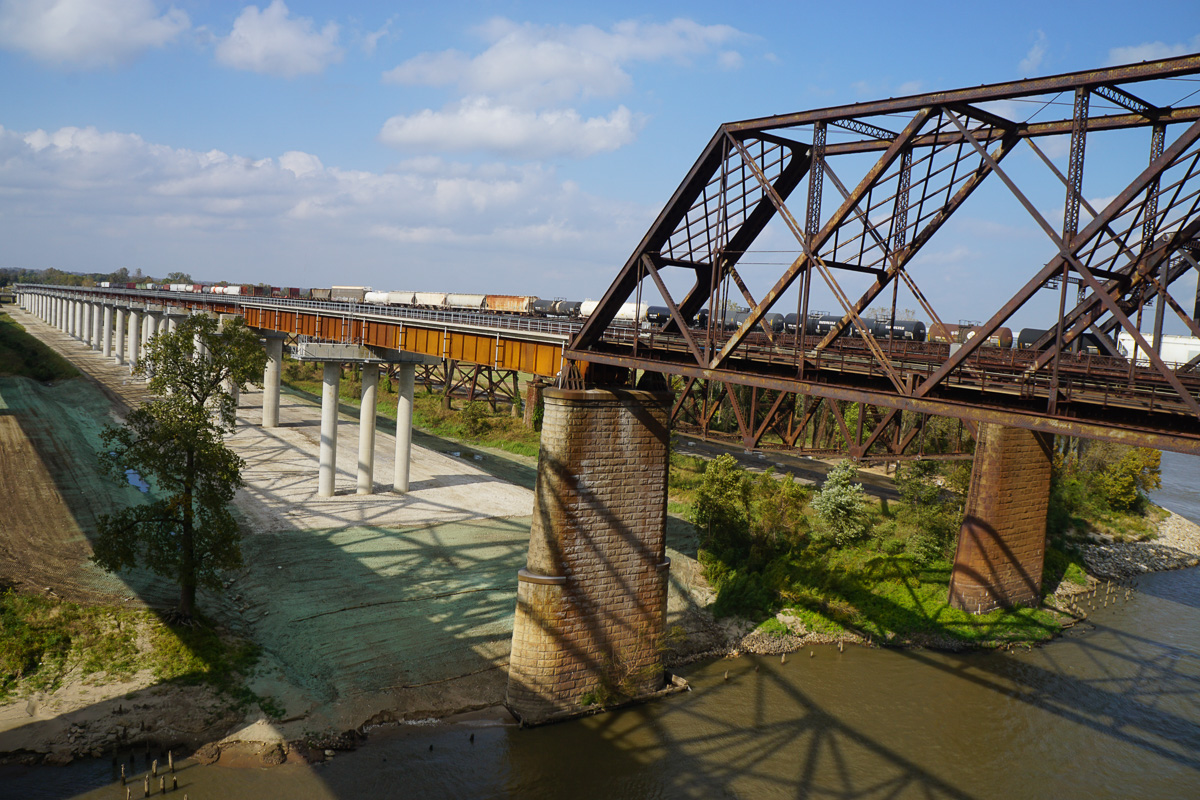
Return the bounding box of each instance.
[800,122,826,370]
[1051,87,1090,414]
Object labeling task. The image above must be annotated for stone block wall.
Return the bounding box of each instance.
[506,388,672,724]
[949,423,1053,614]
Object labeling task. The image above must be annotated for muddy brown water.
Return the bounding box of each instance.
[5,453,1200,799]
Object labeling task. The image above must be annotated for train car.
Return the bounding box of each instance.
[447,293,487,311]
[99,281,111,288]
[872,319,927,341]
[1117,331,1200,367]
[484,295,537,314]
[278,287,301,298]
[412,291,446,307]
[311,288,332,301]
[363,291,390,304]
[532,299,582,317]
[579,300,649,323]
[1017,327,1106,354]
[331,286,369,302]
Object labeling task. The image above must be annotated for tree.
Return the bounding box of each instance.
[811,460,869,545]
[92,314,267,620]
[165,271,193,283]
[691,453,751,557]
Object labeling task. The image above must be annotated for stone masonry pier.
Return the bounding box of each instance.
[949,423,1053,613]
[506,388,673,724]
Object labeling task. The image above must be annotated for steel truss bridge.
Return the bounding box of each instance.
[568,55,1200,456]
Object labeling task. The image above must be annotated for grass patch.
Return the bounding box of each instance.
[0,588,270,713]
[0,311,78,381]
[678,457,1067,648]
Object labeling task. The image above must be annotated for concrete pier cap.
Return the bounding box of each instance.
[506,386,676,726]
[288,341,437,498]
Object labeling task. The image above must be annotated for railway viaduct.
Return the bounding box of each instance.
[14,54,1200,726]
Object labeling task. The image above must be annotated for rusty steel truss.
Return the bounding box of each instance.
[567,55,1200,455]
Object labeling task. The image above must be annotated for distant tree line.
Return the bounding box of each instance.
[0,267,193,288]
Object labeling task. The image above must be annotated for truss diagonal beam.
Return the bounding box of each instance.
[708,107,936,372]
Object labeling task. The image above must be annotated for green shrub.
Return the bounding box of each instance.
[810,461,868,545]
[461,401,491,437]
[691,454,751,558]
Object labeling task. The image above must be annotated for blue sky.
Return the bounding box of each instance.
[2,0,1199,329]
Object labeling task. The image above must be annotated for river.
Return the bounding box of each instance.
[6,452,1200,799]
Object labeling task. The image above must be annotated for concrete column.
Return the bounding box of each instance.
[948,423,1053,614]
[140,311,153,351]
[102,305,114,357]
[90,302,102,349]
[505,388,673,725]
[74,300,83,339]
[69,300,78,338]
[393,363,415,493]
[127,308,142,370]
[114,307,127,364]
[166,312,180,334]
[357,365,379,495]
[217,314,240,407]
[81,302,91,346]
[318,362,340,498]
[262,335,284,428]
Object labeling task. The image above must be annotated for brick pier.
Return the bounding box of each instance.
[506,388,673,724]
[948,423,1053,614]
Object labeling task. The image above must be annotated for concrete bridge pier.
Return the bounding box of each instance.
[90,301,102,350]
[357,365,379,494]
[114,306,127,365]
[318,362,340,498]
[393,363,415,493]
[261,333,286,428]
[102,304,114,357]
[127,307,142,371]
[948,423,1053,614]
[506,387,673,725]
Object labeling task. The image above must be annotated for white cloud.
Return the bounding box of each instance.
[215,0,341,78]
[1019,30,1047,75]
[1108,35,1200,66]
[379,98,641,158]
[383,17,747,107]
[0,0,189,68]
[362,16,393,56]
[0,123,649,293]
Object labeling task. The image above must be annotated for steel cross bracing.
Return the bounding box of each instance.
[568,54,1200,455]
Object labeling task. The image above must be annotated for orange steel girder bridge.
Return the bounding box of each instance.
[25,285,570,381]
[567,55,1200,456]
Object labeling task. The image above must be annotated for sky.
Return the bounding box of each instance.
[2,0,1199,329]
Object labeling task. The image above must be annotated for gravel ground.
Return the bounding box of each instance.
[1077,510,1200,579]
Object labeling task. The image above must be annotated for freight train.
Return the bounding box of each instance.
[94,282,1198,359]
